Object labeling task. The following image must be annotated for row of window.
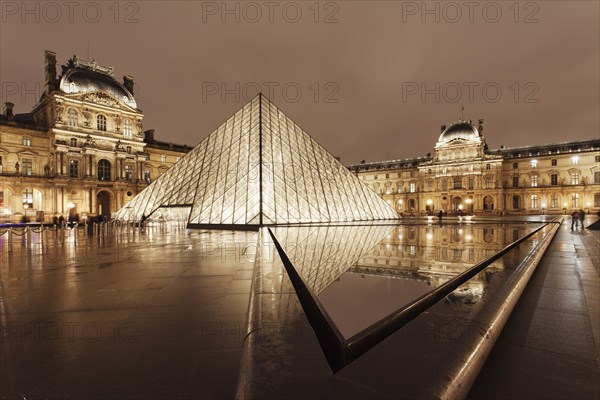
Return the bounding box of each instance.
[370,164,494,180]
[520,193,598,209]
[66,109,134,138]
[515,155,600,169]
[69,159,144,182]
[512,171,600,187]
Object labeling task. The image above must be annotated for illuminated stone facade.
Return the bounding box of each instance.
[350,119,600,215]
[0,51,189,222]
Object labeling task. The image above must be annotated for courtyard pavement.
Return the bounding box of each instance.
[468,216,600,399]
[0,217,598,399]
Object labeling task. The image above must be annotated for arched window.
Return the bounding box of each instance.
[123,119,132,138]
[97,114,107,131]
[98,159,111,181]
[67,109,78,127]
[483,195,494,211]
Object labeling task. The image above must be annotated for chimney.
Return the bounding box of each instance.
[478,118,484,135]
[44,50,57,96]
[360,160,365,164]
[144,129,155,142]
[440,124,446,132]
[123,75,134,94]
[2,102,14,117]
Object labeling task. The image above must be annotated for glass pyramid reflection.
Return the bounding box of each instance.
[115,94,398,226]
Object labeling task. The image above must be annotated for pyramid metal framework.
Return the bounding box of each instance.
[115,94,398,226]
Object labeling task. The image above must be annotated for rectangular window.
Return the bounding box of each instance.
[571,172,580,185]
[123,119,133,138]
[0,156,3,174]
[22,159,32,176]
[22,189,33,208]
[551,159,557,166]
[531,160,538,168]
[595,193,600,208]
[23,136,31,146]
[512,162,518,169]
[512,195,520,209]
[453,178,462,189]
[571,156,579,165]
[551,174,558,185]
[125,165,133,181]
[550,194,558,209]
[572,193,579,208]
[468,177,474,189]
[594,171,600,184]
[531,194,539,208]
[409,182,416,193]
[595,156,600,163]
[69,160,79,178]
[144,169,151,183]
[0,190,3,208]
[442,179,448,191]
[68,109,78,127]
[160,154,166,162]
[512,176,519,188]
[531,175,538,187]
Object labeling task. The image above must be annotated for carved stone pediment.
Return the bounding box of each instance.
[83,92,120,107]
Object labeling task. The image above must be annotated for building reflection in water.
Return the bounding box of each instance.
[272,222,538,339]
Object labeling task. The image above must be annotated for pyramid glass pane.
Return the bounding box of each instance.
[115,94,398,225]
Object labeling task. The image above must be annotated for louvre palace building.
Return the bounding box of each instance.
[349,120,600,216]
[0,50,598,223]
[0,51,190,222]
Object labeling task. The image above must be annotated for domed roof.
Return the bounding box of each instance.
[60,68,137,109]
[438,120,480,143]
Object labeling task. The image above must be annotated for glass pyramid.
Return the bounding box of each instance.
[115,94,398,226]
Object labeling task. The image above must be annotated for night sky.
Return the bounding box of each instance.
[1,1,598,164]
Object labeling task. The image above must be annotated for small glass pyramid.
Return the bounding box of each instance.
[115,94,398,226]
